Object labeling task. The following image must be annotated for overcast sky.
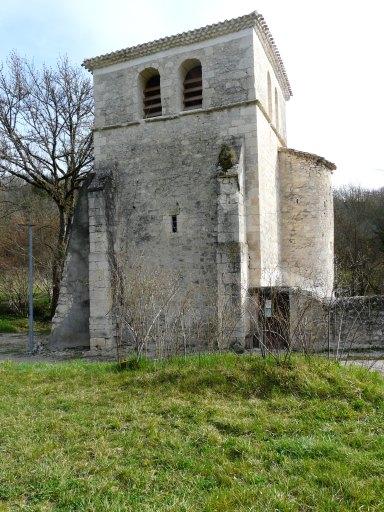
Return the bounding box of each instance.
[1,0,383,189]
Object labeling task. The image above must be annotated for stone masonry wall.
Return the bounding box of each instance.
[278,149,334,298]
[87,182,115,355]
[52,27,292,354]
[50,179,91,349]
[248,28,287,288]
[331,295,384,352]
[91,104,259,353]
[93,29,257,128]
[89,29,286,354]
[252,29,286,142]
[216,139,249,346]
[254,106,283,287]
[290,293,384,354]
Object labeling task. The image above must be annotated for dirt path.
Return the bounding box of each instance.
[0,333,91,362]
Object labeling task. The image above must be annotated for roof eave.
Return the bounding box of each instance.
[279,147,337,171]
[82,11,292,100]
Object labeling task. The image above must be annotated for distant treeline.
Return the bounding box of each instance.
[0,179,58,317]
[334,185,384,296]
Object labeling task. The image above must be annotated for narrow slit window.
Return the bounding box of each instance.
[274,88,279,130]
[183,64,202,110]
[143,73,162,118]
[171,215,178,233]
[267,72,272,116]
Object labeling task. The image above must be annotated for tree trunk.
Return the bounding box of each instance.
[50,205,72,319]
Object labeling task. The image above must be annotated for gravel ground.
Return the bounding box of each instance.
[0,334,93,363]
[345,358,384,375]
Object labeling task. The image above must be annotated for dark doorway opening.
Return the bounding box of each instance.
[259,288,290,350]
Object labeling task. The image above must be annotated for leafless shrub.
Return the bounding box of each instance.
[111,253,220,362]
[0,269,29,315]
[104,164,383,363]
[0,269,50,316]
[242,268,383,363]
[108,256,383,364]
[329,295,384,362]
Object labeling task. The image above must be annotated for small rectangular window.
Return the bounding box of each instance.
[171,215,178,233]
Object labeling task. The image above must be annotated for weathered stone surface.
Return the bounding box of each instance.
[278,149,334,298]
[289,293,384,353]
[50,178,91,349]
[331,295,384,351]
[53,14,337,356]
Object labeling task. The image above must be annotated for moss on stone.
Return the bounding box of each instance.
[218,145,237,171]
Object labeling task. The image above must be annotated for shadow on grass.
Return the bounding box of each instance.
[115,353,384,405]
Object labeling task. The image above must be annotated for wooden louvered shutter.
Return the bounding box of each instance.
[143,75,162,118]
[183,65,202,110]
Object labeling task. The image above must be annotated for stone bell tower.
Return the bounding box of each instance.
[51,12,335,355]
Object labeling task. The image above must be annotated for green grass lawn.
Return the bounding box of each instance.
[0,355,382,511]
[0,290,51,334]
[0,315,50,334]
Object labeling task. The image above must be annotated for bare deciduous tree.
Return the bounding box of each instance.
[0,178,58,272]
[0,53,93,316]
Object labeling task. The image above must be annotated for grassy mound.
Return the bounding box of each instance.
[0,354,382,511]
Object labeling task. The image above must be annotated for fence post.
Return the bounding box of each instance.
[28,223,34,354]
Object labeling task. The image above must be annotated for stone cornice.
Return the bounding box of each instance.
[279,148,336,171]
[83,11,292,100]
[93,98,287,147]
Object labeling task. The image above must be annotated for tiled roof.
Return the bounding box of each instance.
[279,147,336,171]
[83,11,292,100]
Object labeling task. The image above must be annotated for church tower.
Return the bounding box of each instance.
[51,12,335,355]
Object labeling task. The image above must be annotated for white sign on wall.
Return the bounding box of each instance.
[264,299,272,318]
